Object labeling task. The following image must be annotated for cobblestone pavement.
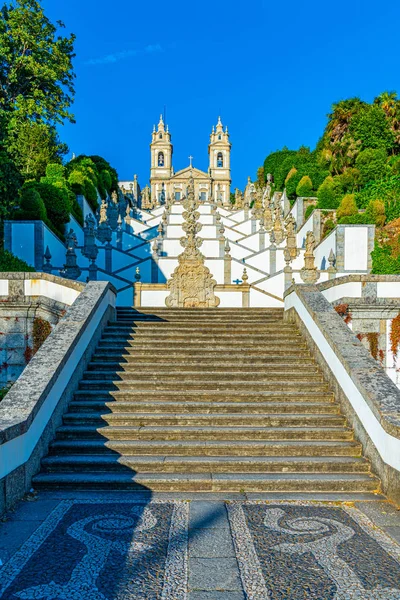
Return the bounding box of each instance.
[0,493,400,599]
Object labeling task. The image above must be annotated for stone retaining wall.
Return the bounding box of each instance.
[0,277,116,514]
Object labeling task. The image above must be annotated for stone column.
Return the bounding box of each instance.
[241,268,250,308]
[336,225,345,272]
[367,225,375,273]
[224,240,232,284]
[105,243,112,273]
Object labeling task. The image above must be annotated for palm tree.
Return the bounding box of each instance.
[326,98,365,145]
[375,91,400,146]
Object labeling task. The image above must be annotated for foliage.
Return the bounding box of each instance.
[356,176,400,221]
[365,199,386,227]
[15,186,47,221]
[317,176,343,209]
[0,382,12,402]
[304,205,315,221]
[350,105,395,152]
[337,167,361,193]
[25,181,70,237]
[6,120,67,180]
[338,214,372,225]
[296,175,313,197]
[0,0,75,125]
[256,166,265,188]
[336,194,358,219]
[322,218,335,238]
[0,248,34,271]
[371,241,400,274]
[355,148,388,185]
[390,314,400,359]
[32,317,52,355]
[285,170,302,200]
[0,146,23,219]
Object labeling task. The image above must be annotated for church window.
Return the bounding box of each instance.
[200,192,206,201]
[175,191,181,201]
[218,134,222,140]
[158,152,164,167]
[217,152,223,168]
[159,133,163,139]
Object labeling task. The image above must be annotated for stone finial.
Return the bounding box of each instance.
[242,268,249,284]
[152,238,159,257]
[269,229,276,247]
[327,249,337,280]
[224,239,231,255]
[135,266,141,282]
[284,246,291,267]
[43,246,53,274]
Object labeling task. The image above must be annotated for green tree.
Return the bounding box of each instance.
[6,121,67,179]
[15,186,46,220]
[350,105,395,152]
[355,148,388,185]
[365,199,386,226]
[296,175,313,197]
[0,0,75,125]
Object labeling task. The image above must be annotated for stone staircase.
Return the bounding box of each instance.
[33,307,380,493]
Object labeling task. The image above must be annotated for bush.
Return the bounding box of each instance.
[42,163,65,184]
[304,205,315,221]
[338,214,374,224]
[296,175,313,197]
[27,182,71,237]
[100,169,112,192]
[317,176,343,209]
[16,187,47,221]
[356,176,400,221]
[365,199,386,226]
[338,168,361,193]
[322,218,335,238]
[84,179,98,209]
[68,170,85,195]
[0,249,34,271]
[355,148,388,185]
[337,194,358,219]
[286,171,303,199]
[371,242,400,274]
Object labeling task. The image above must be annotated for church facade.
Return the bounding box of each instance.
[149,115,231,206]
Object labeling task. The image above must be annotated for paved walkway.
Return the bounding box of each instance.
[0,492,400,599]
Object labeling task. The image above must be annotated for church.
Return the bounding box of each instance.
[120,116,232,207]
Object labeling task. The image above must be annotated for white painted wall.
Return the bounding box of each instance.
[25,279,80,305]
[344,227,368,271]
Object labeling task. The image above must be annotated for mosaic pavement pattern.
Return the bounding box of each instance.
[0,499,188,600]
[227,501,400,600]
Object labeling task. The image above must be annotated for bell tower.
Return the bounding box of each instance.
[150,115,173,203]
[208,117,231,204]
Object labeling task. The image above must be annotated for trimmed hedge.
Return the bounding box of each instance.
[0,249,34,272]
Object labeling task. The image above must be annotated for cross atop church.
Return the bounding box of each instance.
[189,155,194,168]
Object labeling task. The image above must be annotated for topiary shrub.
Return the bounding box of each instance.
[338,214,371,224]
[42,163,65,184]
[0,249,34,271]
[336,194,358,219]
[285,167,297,185]
[68,170,85,195]
[100,169,112,192]
[365,199,386,226]
[30,182,71,237]
[84,179,98,209]
[286,171,303,199]
[16,187,47,221]
[317,176,343,209]
[296,175,313,197]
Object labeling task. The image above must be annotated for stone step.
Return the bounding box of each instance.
[48,439,363,457]
[55,425,354,441]
[81,371,324,382]
[108,322,295,330]
[92,348,311,359]
[62,412,346,428]
[87,360,318,370]
[73,389,335,402]
[77,380,330,392]
[68,400,339,414]
[103,328,299,337]
[98,336,303,345]
[40,455,370,474]
[32,472,379,493]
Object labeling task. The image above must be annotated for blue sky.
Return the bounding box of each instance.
[43,0,400,190]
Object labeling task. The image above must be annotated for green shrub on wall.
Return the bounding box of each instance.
[336,194,358,219]
[371,242,400,274]
[15,187,47,221]
[317,176,343,209]
[0,250,34,272]
[296,175,313,198]
[304,205,315,221]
